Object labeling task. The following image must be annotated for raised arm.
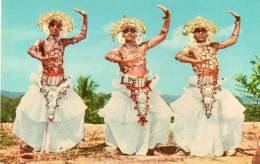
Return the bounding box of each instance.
[146,4,170,49]
[214,10,240,49]
[62,8,87,47]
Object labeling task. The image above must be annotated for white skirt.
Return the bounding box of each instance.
[98,75,174,156]
[13,72,86,152]
[170,76,245,156]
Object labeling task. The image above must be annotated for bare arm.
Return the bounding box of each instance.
[62,8,87,47]
[27,40,43,60]
[214,10,241,49]
[146,4,170,49]
[175,49,207,64]
[105,49,143,67]
[28,40,58,61]
[105,49,123,63]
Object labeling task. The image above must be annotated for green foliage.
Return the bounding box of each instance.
[243,104,260,122]
[235,56,260,121]
[0,75,110,124]
[0,130,16,148]
[77,75,99,101]
[235,56,260,100]
[1,96,21,122]
[76,75,111,124]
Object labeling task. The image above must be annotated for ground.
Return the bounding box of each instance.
[0,122,259,164]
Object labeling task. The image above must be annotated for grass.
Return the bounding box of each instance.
[0,130,16,149]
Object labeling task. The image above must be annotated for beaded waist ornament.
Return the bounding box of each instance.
[121,75,151,126]
[40,78,71,121]
[197,75,221,118]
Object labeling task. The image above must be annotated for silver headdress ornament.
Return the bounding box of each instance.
[38,11,74,37]
[109,16,146,40]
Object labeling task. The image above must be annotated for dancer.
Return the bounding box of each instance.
[171,11,245,156]
[13,9,87,153]
[99,5,173,156]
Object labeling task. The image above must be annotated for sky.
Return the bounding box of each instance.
[1,0,260,96]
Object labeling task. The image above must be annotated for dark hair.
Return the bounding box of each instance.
[48,19,63,28]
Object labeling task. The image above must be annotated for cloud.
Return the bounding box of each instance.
[162,24,239,49]
[2,52,36,74]
[161,26,188,50]
[102,22,114,33]
[2,28,43,42]
[2,27,102,43]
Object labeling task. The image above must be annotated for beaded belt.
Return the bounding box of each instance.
[198,75,217,85]
[43,70,64,76]
[121,75,148,88]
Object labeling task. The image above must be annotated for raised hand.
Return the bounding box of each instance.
[157,4,170,15]
[226,10,240,21]
[73,8,87,17]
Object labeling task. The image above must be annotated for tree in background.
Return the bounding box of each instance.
[1,96,21,122]
[0,75,110,124]
[76,75,111,124]
[235,56,260,121]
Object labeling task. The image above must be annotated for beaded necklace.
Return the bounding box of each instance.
[44,36,64,73]
[195,44,220,118]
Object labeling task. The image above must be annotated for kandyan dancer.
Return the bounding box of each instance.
[99,5,173,156]
[13,9,87,154]
[171,11,245,156]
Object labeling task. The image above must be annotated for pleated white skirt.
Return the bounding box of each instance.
[13,72,86,152]
[170,76,245,156]
[99,76,173,155]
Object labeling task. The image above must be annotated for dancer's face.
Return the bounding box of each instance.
[48,20,62,37]
[194,27,208,43]
[122,27,137,43]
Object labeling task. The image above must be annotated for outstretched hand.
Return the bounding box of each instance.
[73,8,87,17]
[226,10,240,21]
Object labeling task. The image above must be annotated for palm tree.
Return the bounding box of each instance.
[236,56,260,155]
[76,75,99,100]
[235,56,260,121]
[76,75,110,124]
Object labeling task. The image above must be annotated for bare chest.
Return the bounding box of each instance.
[42,40,64,57]
[121,46,146,60]
[192,45,219,73]
[193,46,218,61]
